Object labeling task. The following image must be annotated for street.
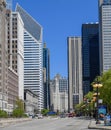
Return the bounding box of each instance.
[0,117,99,130]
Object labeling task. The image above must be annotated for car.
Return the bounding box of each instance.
[60,114,66,118]
[38,114,43,119]
[68,113,75,117]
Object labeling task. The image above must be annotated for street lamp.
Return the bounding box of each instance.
[93,81,103,124]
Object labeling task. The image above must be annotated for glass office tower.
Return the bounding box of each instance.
[82,23,99,96]
[43,43,50,109]
[99,0,111,73]
[16,4,43,111]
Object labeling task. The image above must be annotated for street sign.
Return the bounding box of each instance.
[98,105,107,115]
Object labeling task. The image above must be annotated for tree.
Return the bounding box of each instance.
[0,110,8,118]
[99,69,111,112]
[41,109,49,116]
[15,98,24,110]
[92,69,111,112]
[84,91,93,101]
[12,109,24,118]
[75,92,94,116]
[12,98,24,117]
[84,92,94,116]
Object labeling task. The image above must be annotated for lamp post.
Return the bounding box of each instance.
[93,81,103,124]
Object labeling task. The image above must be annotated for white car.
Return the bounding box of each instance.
[38,114,43,119]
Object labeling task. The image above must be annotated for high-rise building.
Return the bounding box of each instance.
[67,37,83,112]
[6,10,24,100]
[82,23,99,96]
[99,0,111,73]
[50,74,68,112]
[16,4,44,111]
[0,0,8,111]
[43,43,50,109]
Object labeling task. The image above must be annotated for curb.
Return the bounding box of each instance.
[88,120,111,130]
[0,118,32,128]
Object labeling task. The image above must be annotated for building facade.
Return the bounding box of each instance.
[43,43,50,109]
[82,23,99,96]
[6,10,24,100]
[99,0,111,73]
[24,89,38,115]
[0,0,8,111]
[67,37,83,112]
[50,74,68,112]
[7,67,18,113]
[16,4,44,111]
[59,76,68,93]
[6,0,12,10]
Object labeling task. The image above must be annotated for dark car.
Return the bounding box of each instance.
[68,113,75,117]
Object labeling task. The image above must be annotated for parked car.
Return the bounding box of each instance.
[60,113,66,118]
[68,113,75,117]
[38,114,43,119]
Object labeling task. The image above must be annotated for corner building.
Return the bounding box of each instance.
[6,9,24,100]
[16,4,44,111]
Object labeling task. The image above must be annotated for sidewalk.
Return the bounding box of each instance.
[88,119,111,130]
[0,118,32,128]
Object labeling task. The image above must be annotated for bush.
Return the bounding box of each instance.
[41,109,49,116]
[22,113,28,118]
[0,110,8,118]
[12,109,24,118]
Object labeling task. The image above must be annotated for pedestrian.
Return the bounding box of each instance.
[104,113,110,126]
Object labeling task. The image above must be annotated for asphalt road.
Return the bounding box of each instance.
[0,117,98,130]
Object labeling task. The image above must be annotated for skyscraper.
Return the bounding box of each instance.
[6,10,24,100]
[43,43,50,109]
[16,4,44,111]
[67,37,83,112]
[82,23,99,96]
[99,0,111,73]
[0,0,8,111]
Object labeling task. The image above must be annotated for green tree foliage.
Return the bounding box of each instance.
[84,92,94,114]
[0,110,8,118]
[84,91,93,101]
[12,98,24,117]
[41,109,49,116]
[75,102,84,110]
[75,92,94,116]
[12,109,24,117]
[99,69,111,112]
[15,98,24,110]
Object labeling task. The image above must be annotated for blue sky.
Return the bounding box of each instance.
[13,0,98,78]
